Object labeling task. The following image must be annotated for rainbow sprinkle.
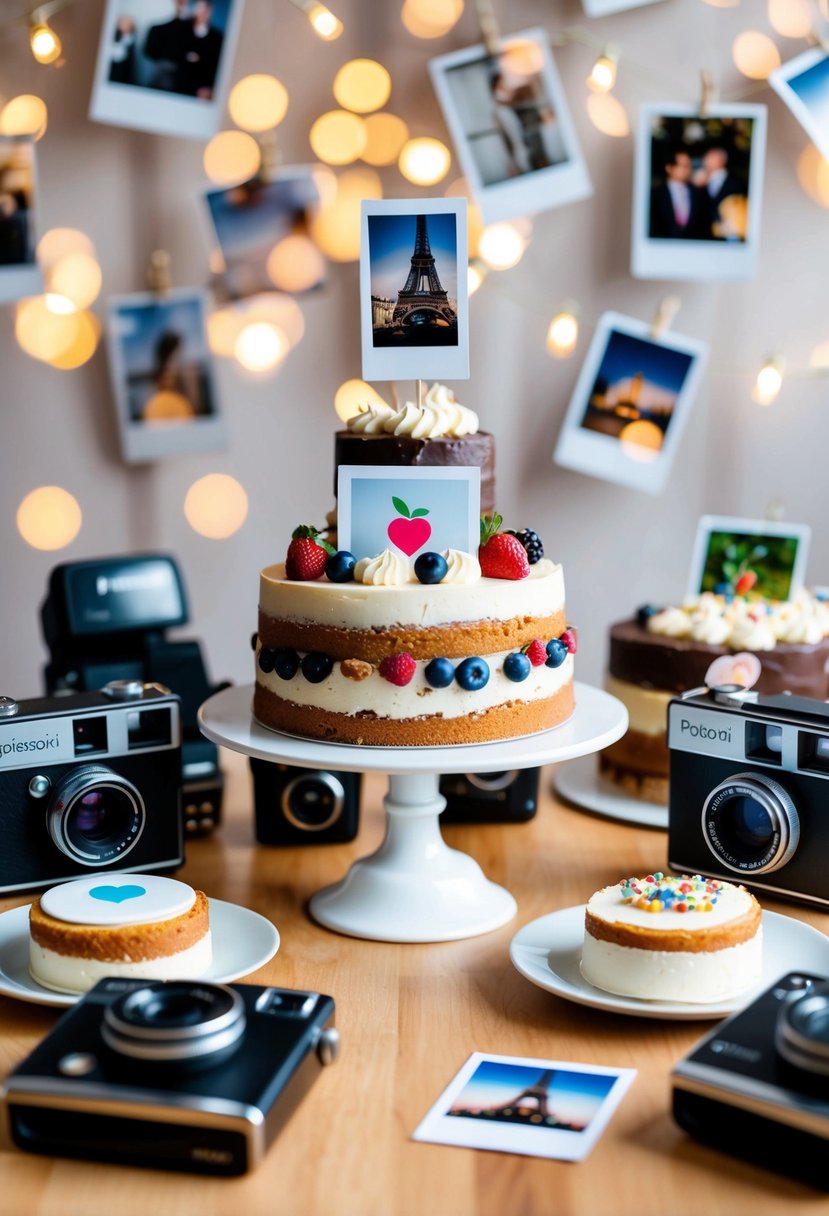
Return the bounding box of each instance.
[619,873,721,914]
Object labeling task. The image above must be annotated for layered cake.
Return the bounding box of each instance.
[335,384,497,515]
[29,874,212,994]
[601,593,829,802]
[581,873,763,1003]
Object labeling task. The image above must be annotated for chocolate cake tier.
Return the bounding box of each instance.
[334,430,496,515]
[609,618,829,699]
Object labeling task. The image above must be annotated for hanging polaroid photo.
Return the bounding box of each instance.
[0,135,41,304]
[581,0,664,14]
[687,515,811,601]
[770,48,829,166]
[360,198,469,383]
[553,310,708,495]
[106,288,226,463]
[631,103,767,282]
[205,168,323,301]
[89,0,245,141]
[429,28,591,225]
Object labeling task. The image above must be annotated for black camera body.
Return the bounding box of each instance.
[41,554,226,835]
[1,978,338,1176]
[667,686,829,908]
[673,970,829,1189]
[439,768,539,824]
[250,759,360,845]
[0,683,183,894]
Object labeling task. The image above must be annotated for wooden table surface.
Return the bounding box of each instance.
[1,750,827,1216]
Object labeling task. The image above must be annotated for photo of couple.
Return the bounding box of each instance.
[106,0,228,99]
[0,138,35,269]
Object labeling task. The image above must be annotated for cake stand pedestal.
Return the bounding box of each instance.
[198,683,627,943]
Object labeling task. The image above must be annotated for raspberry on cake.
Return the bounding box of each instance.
[580,873,763,1003]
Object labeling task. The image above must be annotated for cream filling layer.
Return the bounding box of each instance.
[256,649,573,720]
[580,927,763,1003]
[29,932,213,995]
[585,880,755,932]
[605,676,671,736]
[259,559,564,630]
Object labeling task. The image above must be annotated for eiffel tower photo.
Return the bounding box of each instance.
[369,211,458,349]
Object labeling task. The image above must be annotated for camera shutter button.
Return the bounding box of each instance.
[102,679,145,701]
[58,1052,98,1076]
[0,697,19,718]
[28,774,51,799]
[316,1027,341,1066]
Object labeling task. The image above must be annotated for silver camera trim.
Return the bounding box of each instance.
[46,765,146,867]
[776,984,829,1076]
[280,771,344,833]
[701,771,801,875]
[465,770,519,793]
[102,983,247,1064]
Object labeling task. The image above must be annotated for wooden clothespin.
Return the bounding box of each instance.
[258,129,281,181]
[475,0,501,57]
[147,249,172,296]
[699,70,717,118]
[650,295,681,341]
[416,379,424,409]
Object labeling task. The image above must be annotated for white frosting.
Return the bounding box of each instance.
[728,615,778,652]
[648,607,692,638]
[647,591,829,650]
[579,929,762,1003]
[30,932,213,995]
[605,676,671,736]
[440,549,481,584]
[348,404,397,433]
[346,383,480,439]
[40,874,196,927]
[585,879,755,932]
[354,549,409,586]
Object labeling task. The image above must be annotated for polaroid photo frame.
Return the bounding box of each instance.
[89,0,245,141]
[360,198,469,383]
[106,288,226,463]
[770,48,829,166]
[631,102,767,282]
[687,515,812,602]
[429,28,592,225]
[413,1052,636,1162]
[553,310,708,496]
[337,465,480,563]
[581,0,664,15]
[0,135,42,304]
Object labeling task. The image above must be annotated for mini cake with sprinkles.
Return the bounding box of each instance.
[580,873,763,1003]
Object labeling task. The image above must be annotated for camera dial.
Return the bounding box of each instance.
[46,764,146,866]
[775,981,829,1076]
[102,981,246,1071]
[701,771,800,875]
[281,771,344,832]
[465,770,519,792]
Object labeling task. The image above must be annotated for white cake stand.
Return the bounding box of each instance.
[198,682,627,944]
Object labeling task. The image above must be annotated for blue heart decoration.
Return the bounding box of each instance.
[89,884,147,904]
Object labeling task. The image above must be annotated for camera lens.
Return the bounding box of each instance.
[466,770,518,792]
[102,981,246,1071]
[281,772,344,832]
[775,982,829,1076]
[701,772,800,874]
[47,765,145,866]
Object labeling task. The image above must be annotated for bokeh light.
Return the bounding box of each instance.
[467,260,486,295]
[334,378,390,423]
[398,137,451,185]
[46,311,101,370]
[732,31,781,80]
[234,321,289,373]
[309,166,383,261]
[228,74,289,132]
[401,0,464,38]
[307,3,343,40]
[361,112,409,165]
[546,310,579,358]
[309,110,367,165]
[478,222,527,270]
[796,145,829,208]
[333,59,392,114]
[267,234,326,293]
[184,474,249,540]
[30,24,62,65]
[237,292,306,348]
[587,53,617,94]
[17,486,82,550]
[37,228,95,267]
[586,93,630,137]
[767,0,811,38]
[203,131,261,185]
[444,177,484,255]
[46,252,103,310]
[500,40,545,81]
[809,341,829,369]
[619,420,663,461]
[752,359,784,405]
[0,94,48,139]
[16,296,79,361]
[206,307,243,357]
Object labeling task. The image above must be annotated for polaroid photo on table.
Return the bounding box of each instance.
[337,465,480,564]
[581,0,664,15]
[631,103,767,282]
[205,167,323,301]
[0,135,41,304]
[428,28,591,225]
[89,0,245,141]
[770,48,829,166]
[106,288,226,463]
[413,1053,636,1162]
[360,198,469,383]
[687,515,812,602]
[553,310,708,496]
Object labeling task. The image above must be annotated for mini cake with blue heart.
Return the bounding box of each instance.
[29,874,212,994]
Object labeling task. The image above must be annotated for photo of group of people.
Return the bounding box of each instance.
[0,136,41,303]
[90,0,244,139]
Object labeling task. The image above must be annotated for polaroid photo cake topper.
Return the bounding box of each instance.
[631,102,767,282]
[106,287,226,463]
[770,48,829,166]
[687,515,812,602]
[337,465,480,563]
[89,0,246,141]
[360,198,469,384]
[428,28,591,226]
[413,1052,636,1162]
[553,310,708,496]
[0,134,42,304]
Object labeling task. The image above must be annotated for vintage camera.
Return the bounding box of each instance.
[1,977,338,1176]
[439,768,539,824]
[41,553,227,835]
[672,970,829,1189]
[249,759,360,845]
[667,685,829,908]
[0,682,183,894]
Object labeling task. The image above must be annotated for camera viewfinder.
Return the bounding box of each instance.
[72,717,108,756]
[127,708,172,750]
[745,722,783,765]
[797,732,829,776]
[256,990,318,1017]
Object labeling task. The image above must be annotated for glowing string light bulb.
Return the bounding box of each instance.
[234,321,288,373]
[467,259,487,296]
[546,304,580,358]
[752,357,785,406]
[304,2,343,40]
[30,22,62,65]
[587,48,618,94]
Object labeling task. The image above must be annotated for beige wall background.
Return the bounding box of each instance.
[1,0,828,702]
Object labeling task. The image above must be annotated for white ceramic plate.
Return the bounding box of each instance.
[509,905,829,1020]
[0,898,280,1008]
[554,755,667,830]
